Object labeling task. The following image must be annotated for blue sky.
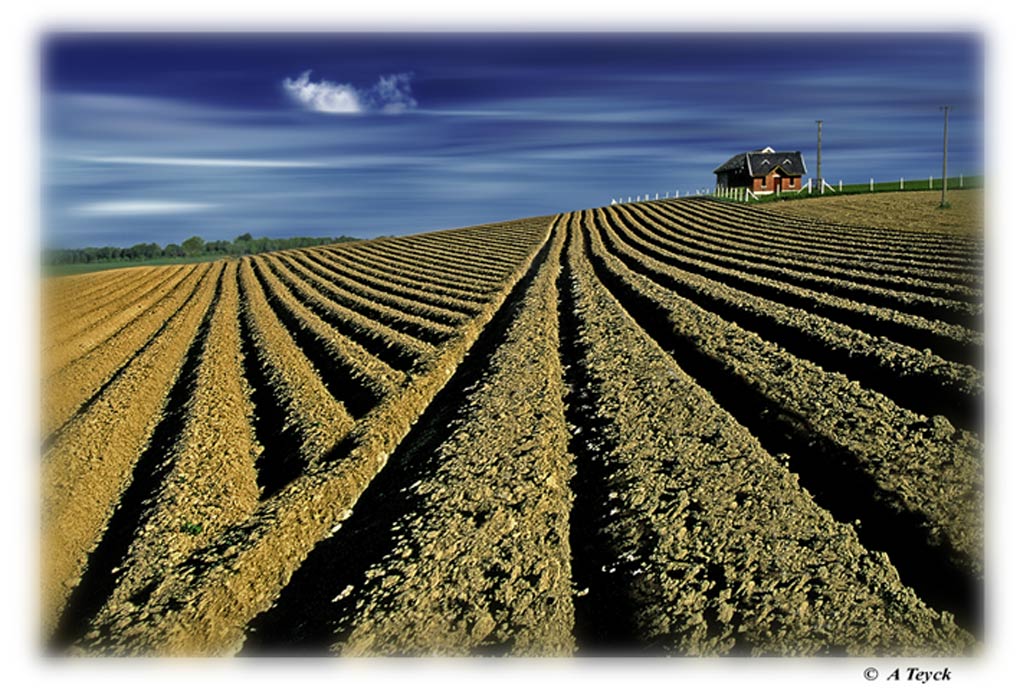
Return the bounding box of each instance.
[41,33,983,248]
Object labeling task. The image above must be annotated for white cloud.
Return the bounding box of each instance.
[370,73,417,114]
[73,200,216,216]
[68,154,325,169]
[282,71,362,114]
[282,71,417,115]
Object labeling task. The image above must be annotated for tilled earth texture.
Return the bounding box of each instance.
[41,198,982,656]
[768,190,982,236]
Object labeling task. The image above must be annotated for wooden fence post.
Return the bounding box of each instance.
[839,180,843,192]
[900,177,904,190]
[870,178,874,192]
[930,176,933,189]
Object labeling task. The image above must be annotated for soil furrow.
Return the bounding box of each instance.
[51,265,228,649]
[701,198,981,252]
[297,249,485,314]
[276,253,458,345]
[285,250,472,326]
[693,199,981,261]
[45,266,187,349]
[261,254,430,373]
[411,233,543,264]
[373,233,513,270]
[319,244,494,302]
[40,194,982,657]
[44,265,199,380]
[557,216,639,652]
[244,217,571,656]
[640,202,979,301]
[333,243,505,294]
[77,264,268,650]
[44,266,156,319]
[237,259,355,479]
[363,225,534,267]
[380,217,549,266]
[582,211,983,607]
[235,269,306,500]
[594,209,981,430]
[668,199,981,269]
[563,211,972,653]
[613,205,981,366]
[353,239,509,285]
[250,256,400,417]
[41,262,223,637]
[42,264,211,446]
[655,200,980,285]
[83,218,555,655]
[630,203,981,324]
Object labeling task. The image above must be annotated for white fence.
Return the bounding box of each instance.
[609,189,710,205]
[609,181,830,205]
[610,174,973,206]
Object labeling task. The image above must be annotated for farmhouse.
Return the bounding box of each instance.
[713,147,807,195]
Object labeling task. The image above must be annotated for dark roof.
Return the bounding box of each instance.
[713,148,807,176]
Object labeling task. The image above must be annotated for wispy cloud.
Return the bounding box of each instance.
[370,73,417,114]
[67,154,325,169]
[282,71,417,115]
[73,200,217,216]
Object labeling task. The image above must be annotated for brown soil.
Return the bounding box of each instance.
[236,257,355,469]
[766,190,983,235]
[42,263,222,636]
[243,223,573,655]
[74,264,263,648]
[42,266,209,439]
[40,205,981,656]
[587,206,982,574]
[564,211,970,654]
[68,217,553,654]
[44,266,184,350]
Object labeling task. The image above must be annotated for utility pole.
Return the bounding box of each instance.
[816,120,823,195]
[940,106,951,208]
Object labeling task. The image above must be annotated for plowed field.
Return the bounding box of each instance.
[41,198,983,656]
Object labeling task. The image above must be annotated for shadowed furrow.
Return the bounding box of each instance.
[42,197,981,656]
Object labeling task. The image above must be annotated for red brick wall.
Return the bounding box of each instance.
[753,172,802,192]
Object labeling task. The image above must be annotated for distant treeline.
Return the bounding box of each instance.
[44,233,360,266]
